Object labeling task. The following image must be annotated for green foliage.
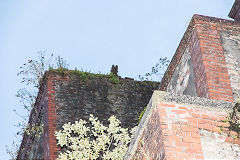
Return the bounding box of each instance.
[107,73,120,84]
[226,102,240,138]
[8,52,69,159]
[137,57,169,125]
[51,68,120,84]
[220,92,240,138]
[16,52,69,134]
[24,123,44,138]
[11,53,169,159]
[6,142,19,160]
[55,114,136,160]
[73,68,89,80]
[137,106,147,124]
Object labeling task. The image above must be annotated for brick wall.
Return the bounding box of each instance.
[229,0,240,22]
[159,14,240,102]
[166,38,197,97]
[43,74,68,160]
[51,71,158,130]
[125,91,240,160]
[17,74,48,160]
[17,71,159,159]
[17,10,240,160]
[194,16,234,102]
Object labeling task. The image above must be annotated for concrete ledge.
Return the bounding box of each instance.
[163,91,233,112]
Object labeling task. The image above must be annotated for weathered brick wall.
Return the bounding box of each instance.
[52,72,158,130]
[17,74,48,160]
[166,42,197,96]
[221,31,240,98]
[229,0,240,22]
[160,14,240,102]
[17,10,240,160]
[17,71,159,160]
[125,91,240,160]
[129,105,165,159]
[43,73,70,160]
[194,16,234,102]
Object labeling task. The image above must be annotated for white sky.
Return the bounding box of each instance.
[0,0,234,159]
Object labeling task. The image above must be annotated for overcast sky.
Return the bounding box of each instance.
[0,0,234,159]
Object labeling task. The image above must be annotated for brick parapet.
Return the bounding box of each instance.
[125,91,239,160]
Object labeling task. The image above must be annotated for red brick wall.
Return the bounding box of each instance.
[128,93,239,160]
[157,103,204,160]
[193,16,234,102]
[160,15,237,102]
[189,27,210,99]
[131,107,165,159]
[44,74,65,160]
[44,74,58,160]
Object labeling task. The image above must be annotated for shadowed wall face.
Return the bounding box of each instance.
[17,72,159,160]
[54,74,159,130]
[166,40,197,97]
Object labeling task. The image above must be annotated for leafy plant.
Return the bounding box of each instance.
[139,57,170,81]
[137,106,147,124]
[108,73,120,84]
[7,52,69,159]
[137,57,170,125]
[55,114,136,160]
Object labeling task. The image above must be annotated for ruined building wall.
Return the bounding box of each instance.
[17,4,240,160]
[160,14,240,102]
[125,91,240,160]
[53,73,158,130]
[127,14,240,160]
[166,37,197,97]
[17,71,159,160]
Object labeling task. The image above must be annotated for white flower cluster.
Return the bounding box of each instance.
[55,114,137,160]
